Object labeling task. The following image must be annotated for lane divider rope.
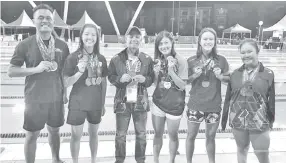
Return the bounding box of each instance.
[1,128,286,139]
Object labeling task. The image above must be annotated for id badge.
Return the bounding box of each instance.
[126,86,137,103]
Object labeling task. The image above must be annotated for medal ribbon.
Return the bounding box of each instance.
[87,55,99,70]
[200,58,213,80]
[159,57,178,78]
[36,34,55,61]
[158,57,180,89]
[242,63,260,84]
[125,55,141,103]
[88,54,100,78]
[36,34,57,106]
[85,53,101,86]
[126,57,141,74]
[240,63,260,97]
[159,58,168,75]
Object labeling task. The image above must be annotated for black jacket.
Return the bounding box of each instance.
[221,63,275,131]
[108,48,154,113]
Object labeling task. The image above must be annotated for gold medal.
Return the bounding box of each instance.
[240,87,247,96]
[240,84,254,97]
[202,81,210,87]
[85,78,92,86]
[164,82,171,89]
[246,89,254,96]
[50,61,58,71]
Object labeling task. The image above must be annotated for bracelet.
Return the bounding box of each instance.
[78,70,84,73]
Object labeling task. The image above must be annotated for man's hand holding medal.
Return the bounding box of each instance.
[36,35,58,72]
[121,58,145,84]
[133,75,146,83]
[122,58,146,103]
[36,61,54,73]
[44,55,58,72]
[38,60,58,73]
[120,74,132,83]
[120,73,145,83]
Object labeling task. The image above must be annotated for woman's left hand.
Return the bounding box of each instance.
[213,67,223,80]
[213,67,222,76]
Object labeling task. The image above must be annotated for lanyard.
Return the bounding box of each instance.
[126,57,141,74]
[36,34,55,61]
[202,59,212,75]
[242,63,260,84]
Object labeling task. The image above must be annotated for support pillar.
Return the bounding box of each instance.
[60,1,69,38]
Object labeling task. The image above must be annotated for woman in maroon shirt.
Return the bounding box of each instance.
[152,31,188,163]
[222,39,275,163]
[186,28,230,163]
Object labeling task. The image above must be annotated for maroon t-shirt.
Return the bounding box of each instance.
[63,49,108,111]
[10,35,70,104]
[187,54,229,112]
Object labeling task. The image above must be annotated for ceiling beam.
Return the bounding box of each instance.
[104,1,121,36]
[28,1,36,8]
[125,1,145,35]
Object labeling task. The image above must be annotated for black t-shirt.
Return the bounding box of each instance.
[10,35,70,104]
[187,55,229,112]
[63,49,108,111]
